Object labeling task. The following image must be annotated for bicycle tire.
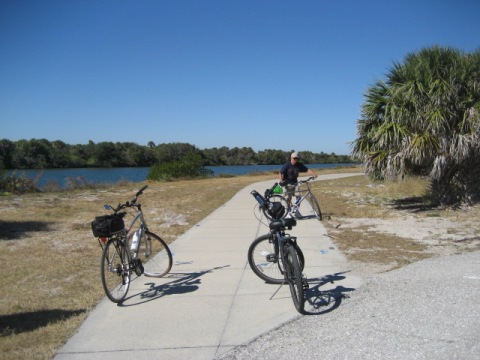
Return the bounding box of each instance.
[139,231,173,277]
[101,238,130,303]
[248,234,305,284]
[262,195,290,220]
[307,194,322,221]
[285,243,305,314]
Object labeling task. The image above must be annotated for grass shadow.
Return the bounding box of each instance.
[0,309,86,336]
[0,220,55,240]
[388,196,438,213]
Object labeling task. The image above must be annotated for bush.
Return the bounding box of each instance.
[0,174,40,194]
[147,153,213,181]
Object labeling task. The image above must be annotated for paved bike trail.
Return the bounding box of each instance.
[55,174,364,360]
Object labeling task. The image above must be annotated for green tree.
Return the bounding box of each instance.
[0,139,15,169]
[94,142,119,167]
[154,143,201,164]
[352,46,480,205]
[10,138,51,168]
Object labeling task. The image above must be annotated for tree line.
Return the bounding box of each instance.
[0,139,353,170]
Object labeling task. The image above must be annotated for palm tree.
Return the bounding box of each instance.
[352,46,480,205]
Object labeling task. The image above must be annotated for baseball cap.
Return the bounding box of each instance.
[291,152,299,158]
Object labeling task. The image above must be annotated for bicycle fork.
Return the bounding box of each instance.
[281,236,309,292]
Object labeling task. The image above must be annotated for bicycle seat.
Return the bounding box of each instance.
[269,217,296,231]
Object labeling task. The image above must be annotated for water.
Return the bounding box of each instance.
[7,164,357,190]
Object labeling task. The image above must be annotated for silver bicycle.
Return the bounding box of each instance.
[91,185,173,303]
[262,177,322,221]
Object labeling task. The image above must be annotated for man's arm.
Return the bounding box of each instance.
[279,163,288,182]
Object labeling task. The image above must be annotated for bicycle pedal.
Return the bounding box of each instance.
[266,254,278,262]
[302,275,309,291]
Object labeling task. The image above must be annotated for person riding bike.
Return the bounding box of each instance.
[279,152,317,217]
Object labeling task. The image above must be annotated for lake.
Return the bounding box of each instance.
[7,164,358,189]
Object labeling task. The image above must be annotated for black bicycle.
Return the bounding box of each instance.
[91,185,173,303]
[249,189,308,314]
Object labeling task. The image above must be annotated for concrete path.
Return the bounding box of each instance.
[55,174,364,359]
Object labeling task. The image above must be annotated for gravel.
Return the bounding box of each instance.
[217,251,480,360]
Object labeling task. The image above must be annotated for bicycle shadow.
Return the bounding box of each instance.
[118,265,230,307]
[303,271,356,315]
[295,214,332,221]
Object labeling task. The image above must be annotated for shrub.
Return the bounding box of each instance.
[0,174,40,194]
[147,153,213,181]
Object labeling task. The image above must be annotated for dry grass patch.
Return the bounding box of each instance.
[333,227,431,266]
[309,174,480,274]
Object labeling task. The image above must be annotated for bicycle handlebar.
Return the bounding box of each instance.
[279,176,316,187]
[106,185,149,213]
[297,176,316,184]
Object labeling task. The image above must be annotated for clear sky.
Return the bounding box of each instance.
[1,0,478,155]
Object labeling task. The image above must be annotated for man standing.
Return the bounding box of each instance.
[279,152,317,216]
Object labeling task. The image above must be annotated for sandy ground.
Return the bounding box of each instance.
[328,210,480,277]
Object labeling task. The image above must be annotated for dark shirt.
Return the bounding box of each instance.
[279,161,308,185]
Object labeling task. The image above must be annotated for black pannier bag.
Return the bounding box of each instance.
[91,214,125,238]
[267,202,285,220]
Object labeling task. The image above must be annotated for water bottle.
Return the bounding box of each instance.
[130,230,140,251]
[252,190,266,208]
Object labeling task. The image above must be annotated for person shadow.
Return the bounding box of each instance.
[303,271,356,315]
[118,265,230,307]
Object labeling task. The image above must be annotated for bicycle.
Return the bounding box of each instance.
[91,185,173,303]
[249,189,308,314]
[251,184,306,277]
[257,178,321,221]
[278,177,322,220]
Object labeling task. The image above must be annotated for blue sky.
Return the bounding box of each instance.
[1,0,479,155]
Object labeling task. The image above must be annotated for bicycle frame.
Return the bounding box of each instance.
[123,202,157,258]
[125,209,149,235]
[103,205,149,277]
[284,182,311,211]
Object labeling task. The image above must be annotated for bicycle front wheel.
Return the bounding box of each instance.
[285,243,305,314]
[101,238,130,303]
[139,231,173,277]
[307,194,322,221]
[248,234,305,284]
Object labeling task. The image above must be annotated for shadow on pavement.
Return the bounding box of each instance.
[303,271,355,315]
[119,265,230,307]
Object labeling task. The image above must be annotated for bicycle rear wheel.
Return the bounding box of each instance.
[285,243,305,314]
[307,194,322,221]
[101,238,130,303]
[139,231,173,277]
[248,234,304,284]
